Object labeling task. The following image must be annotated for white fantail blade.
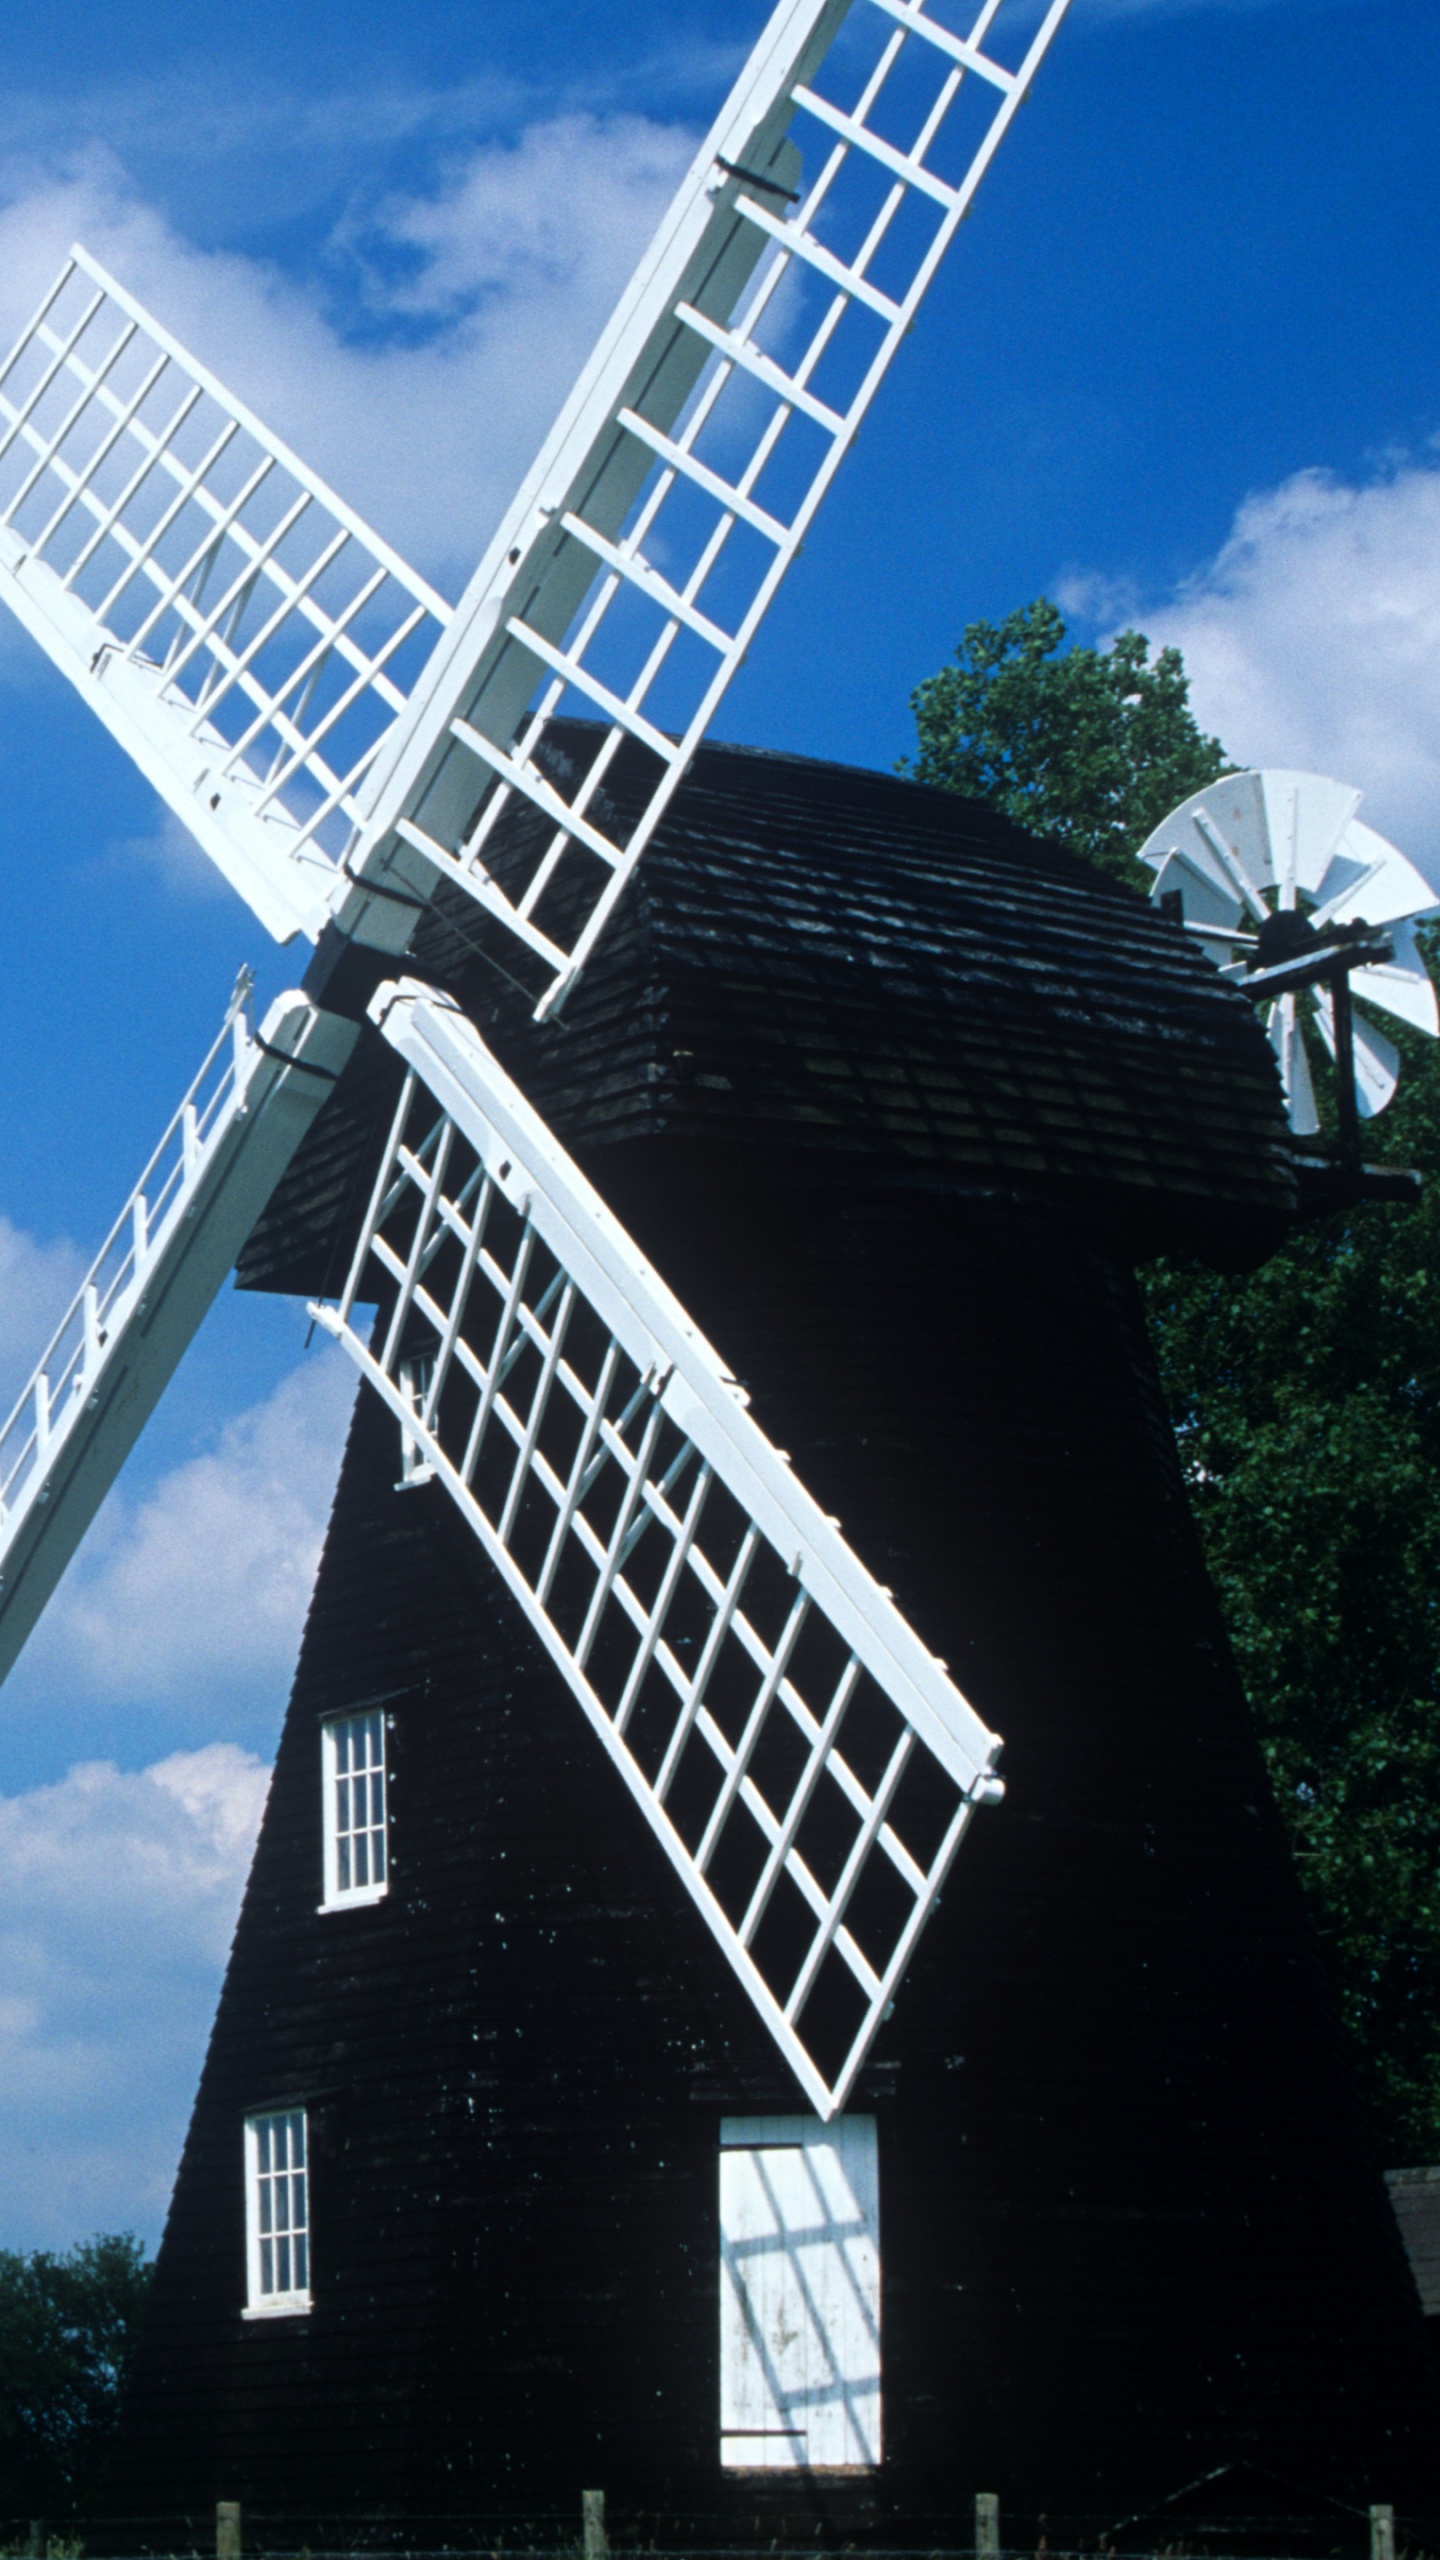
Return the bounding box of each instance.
[1148,844,1249,970]
[1141,768,1440,1128]
[1256,771,1361,907]
[331,0,1075,1012]
[1139,771,1275,909]
[1310,815,1438,933]
[1139,771,1368,913]
[1315,990,1402,1120]
[310,980,1004,2119]
[1349,926,1440,1036]
[0,246,450,944]
[1268,994,1319,1137]
[0,984,357,1689]
[1148,843,1243,930]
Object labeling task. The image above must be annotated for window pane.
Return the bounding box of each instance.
[250,2110,310,2309]
[327,1714,389,1904]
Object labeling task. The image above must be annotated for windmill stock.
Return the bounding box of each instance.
[0,0,1066,2122]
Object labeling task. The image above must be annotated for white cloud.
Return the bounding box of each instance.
[347,112,697,323]
[0,113,694,596]
[1115,458,1440,873]
[105,805,232,903]
[0,1741,267,2247]
[0,1213,88,1419]
[22,1348,356,1712]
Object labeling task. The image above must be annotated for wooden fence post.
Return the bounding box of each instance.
[976,2491,1001,2558]
[27,2521,45,2558]
[216,2499,242,2560]
[582,2489,607,2560]
[1370,2506,1396,2560]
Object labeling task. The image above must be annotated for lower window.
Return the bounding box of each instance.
[719,2114,881,2470]
[244,2109,310,2316]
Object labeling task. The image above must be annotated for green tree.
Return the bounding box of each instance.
[0,2235,152,2524]
[901,594,1227,889]
[907,599,1440,2160]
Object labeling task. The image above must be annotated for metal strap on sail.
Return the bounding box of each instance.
[310,981,1002,2117]
[0,246,450,943]
[0,984,357,1685]
[339,0,1072,1012]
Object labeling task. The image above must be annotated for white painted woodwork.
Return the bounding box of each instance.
[0,0,1072,1012]
[340,0,1074,1013]
[720,2114,881,2469]
[319,1709,390,1912]
[0,986,357,1688]
[309,980,1003,2118]
[1138,770,1440,1130]
[243,2108,311,2317]
[0,246,449,944]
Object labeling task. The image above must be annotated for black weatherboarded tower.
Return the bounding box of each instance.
[105,740,1440,2545]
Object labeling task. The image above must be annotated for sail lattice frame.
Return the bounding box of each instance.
[0,246,450,942]
[342,0,1073,1012]
[0,0,1071,1012]
[311,982,1003,2117]
[0,983,357,1687]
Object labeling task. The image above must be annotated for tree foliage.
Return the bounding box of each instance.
[0,2235,151,2522]
[901,594,1228,889]
[907,599,1440,2160]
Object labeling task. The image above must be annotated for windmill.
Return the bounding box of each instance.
[0,0,1075,2118]
[1,0,1437,2537]
[1137,770,1440,1150]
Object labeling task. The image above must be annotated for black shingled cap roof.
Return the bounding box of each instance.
[239,728,1297,1297]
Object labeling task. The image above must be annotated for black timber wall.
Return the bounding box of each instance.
[107,1147,1440,2540]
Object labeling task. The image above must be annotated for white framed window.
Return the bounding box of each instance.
[719,2115,881,2472]
[243,2109,310,2317]
[320,1709,388,1910]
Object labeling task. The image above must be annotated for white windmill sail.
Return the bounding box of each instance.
[1137,771,1440,1134]
[0,246,451,945]
[308,980,1003,2120]
[0,985,356,1684]
[0,0,1071,1011]
[338,0,1074,1014]
[0,0,1069,2107]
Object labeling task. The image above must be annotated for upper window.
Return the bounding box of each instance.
[321,1710,388,1910]
[719,2114,880,2471]
[244,2109,310,2316]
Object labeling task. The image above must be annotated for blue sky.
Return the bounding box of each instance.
[0,0,1436,2248]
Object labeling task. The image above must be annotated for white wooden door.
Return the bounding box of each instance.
[719,2115,881,2470]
